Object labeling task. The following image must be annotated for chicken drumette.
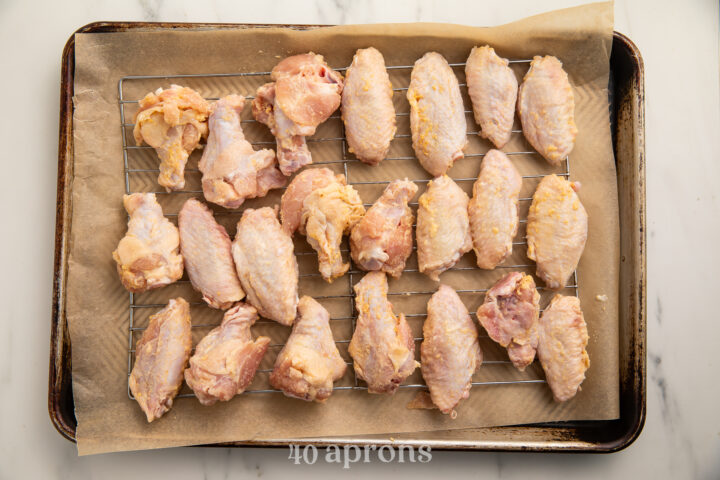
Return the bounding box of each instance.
[476,272,540,371]
[281,169,365,282]
[350,179,417,278]
[232,207,299,326]
[349,272,418,394]
[133,85,210,191]
[422,285,482,415]
[129,298,192,422]
[252,53,344,175]
[270,296,347,402]
[184,302,270,406]
[199,95,285,209]
[113,193,184,293]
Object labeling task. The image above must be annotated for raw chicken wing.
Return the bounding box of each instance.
[133,85,210,191]
[527,174,587,289]
[349,272,418,394]
[199,95,285,208]
[129,298,192,422]
[537,295,589,402]
[465,46,518,148]
[280,167,343,235]
[350,179,417,277]
[517,56,577,165]
[416,175,472,281]
[422,285,482,415]
[184,302,270,406]
[113,193,183,293]
[476,272,540,371]
[270,296,347,402]
[232,207,299,326]
[407,52,467,176]
[469,149,522,269]
[252,53,344,175]
[178,198,245,309]
[341,47,396,165]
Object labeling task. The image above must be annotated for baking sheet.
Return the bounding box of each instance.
[67,1,618,455]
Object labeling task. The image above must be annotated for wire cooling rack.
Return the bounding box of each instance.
[119,58,580,401]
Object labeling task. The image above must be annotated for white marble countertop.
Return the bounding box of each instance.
[1,0,718,477]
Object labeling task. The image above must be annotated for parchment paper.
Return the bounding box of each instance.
[67,1,619,455]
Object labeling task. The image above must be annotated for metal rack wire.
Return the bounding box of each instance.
[119,59,579,400]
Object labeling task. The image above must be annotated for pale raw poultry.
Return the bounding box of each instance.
[133,85,210,191]
[350,179,417,277]
[113,193,184,293]
[199,95,285,209]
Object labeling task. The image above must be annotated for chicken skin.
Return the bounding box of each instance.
[537,295,589,402]
[280,167,343,235]
[133,85,210,191]
[465,46,518,149]
[302,182,365,282]
[468,149,522,269]
[422,285,482,415]
[517,56,577,165]
[407,52,467,177]
[232,207,299,326]
[184,302,270,406]
[129,298,192,422]
[350,179,417,278]
[349,272,418,394]
[178,198,245,309]
[527,175,588,289]
[416,175,472,281]
[476,272,540,371]
[341,47,396,165]
[281,170,364,282]
[199,95,285,209]
[113,193,183,293]
[269,296,347,402]
[252,53,344,175]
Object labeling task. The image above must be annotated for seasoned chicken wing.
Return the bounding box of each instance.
[232,207,298,326]
[527,175,587,289]
[113,193,183,293]
[465,46,518,149]
[422,285,482,415]
[417,175,472,281]
[476,272,540,371]
[252,53,344,175]
[178,198,245,309]
[133,85,210,191]
[517,56,577,165]
[537,295,589,402]
[184,302,270,406]
[349,272,418,394]
[469,149,522,269]
[199,95,285,208]
[280,167,343,235]
[270,296,347,402]
[129,298,192,422]
[350,179,417,277]
[342,47,396,165]
[407,52,467,177]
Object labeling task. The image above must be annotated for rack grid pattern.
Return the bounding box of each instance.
[118,58,579,400]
